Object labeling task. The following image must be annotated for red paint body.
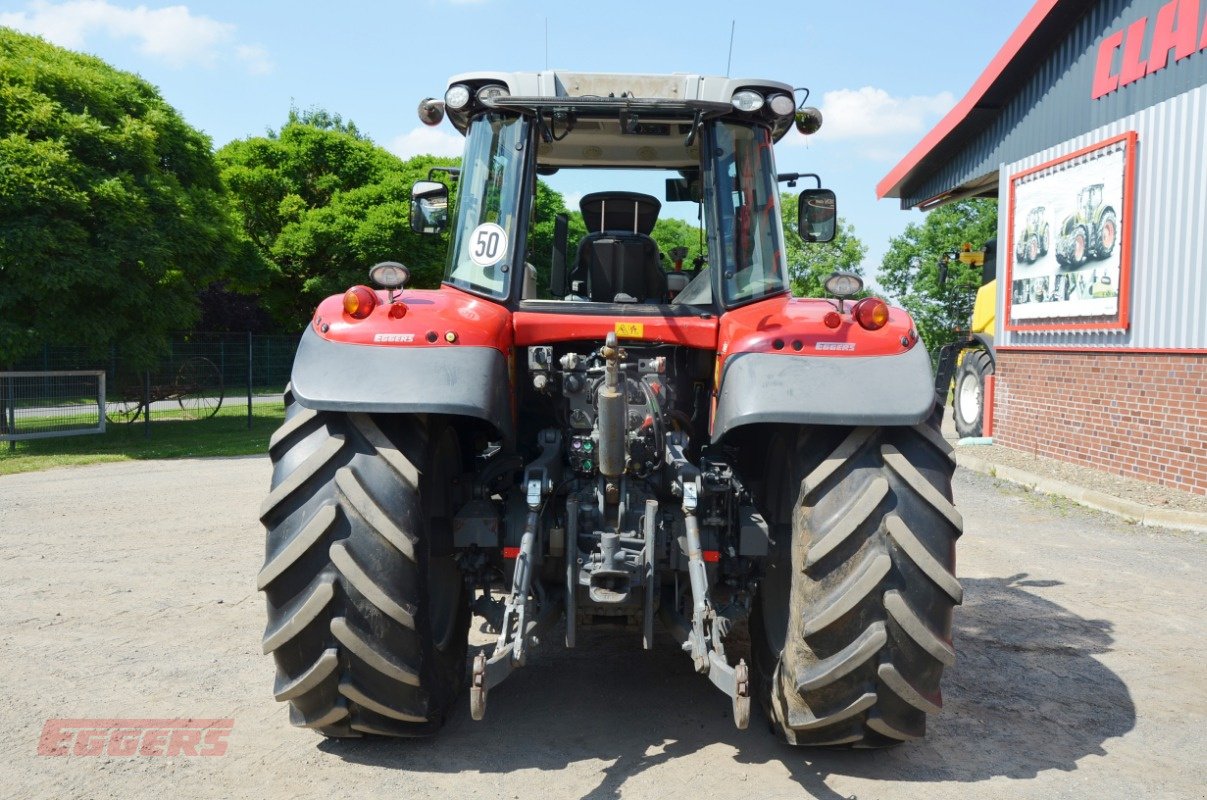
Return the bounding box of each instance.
[317,290,917,360]
[317,289,918,357]
[313,287,921,435]
[315,286,513,353]
[717,295,915,365]
[513,312,718,349]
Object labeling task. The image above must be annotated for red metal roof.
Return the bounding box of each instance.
[877,0,1067,201]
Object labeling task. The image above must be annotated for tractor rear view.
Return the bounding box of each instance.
[258,71,963,747]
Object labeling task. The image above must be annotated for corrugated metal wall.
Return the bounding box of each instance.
[903,0,1207,207]
[997,81,1207,349]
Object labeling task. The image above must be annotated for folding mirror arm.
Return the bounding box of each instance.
[684,110,705,148]
[777,172,821,189]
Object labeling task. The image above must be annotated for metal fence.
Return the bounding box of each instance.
[0,371,106,441]
[3,332,300,443]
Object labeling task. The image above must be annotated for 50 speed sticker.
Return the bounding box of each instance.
[468,222,508,267]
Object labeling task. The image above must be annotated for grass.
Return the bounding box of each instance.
[0,403,285,476]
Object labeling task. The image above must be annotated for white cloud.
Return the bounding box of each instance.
[805,86,955,142]
[0,1,272,73]
[389,127,465,159]
[235,44,272,75]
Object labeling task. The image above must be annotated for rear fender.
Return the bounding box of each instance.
[712,296,933,442]
[712,345,935,442]
[291,327,514,444]
[291,287,515,444]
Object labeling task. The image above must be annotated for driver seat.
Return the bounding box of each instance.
[571,191,668,303]
[577,233,667,303]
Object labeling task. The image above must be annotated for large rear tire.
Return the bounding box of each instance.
[751,411,962,746]
[1095,210,1117,259]
[1072,225,1088,267]
[258,389,469,737]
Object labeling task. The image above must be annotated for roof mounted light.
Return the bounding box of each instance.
[476,84,510,104]
[824,272,863,299]
[369,261,410,290]
[444,84,471,110]
[768,93,795,116]
[731,89,765,112]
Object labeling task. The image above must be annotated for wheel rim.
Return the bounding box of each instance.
[426,428,462,654]
[106,397,141,424]
[175,357,223,420]
[1028,238,1038,261]
[1102,220,1116,252]
[957,371,981,425]
[1074,233,1086,263]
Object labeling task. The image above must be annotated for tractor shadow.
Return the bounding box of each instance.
[318,573,1134,799]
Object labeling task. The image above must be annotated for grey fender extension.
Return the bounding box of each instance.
[290,326,513,442]
[712,344,934,442]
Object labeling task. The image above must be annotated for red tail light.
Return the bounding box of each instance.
[851,297,890,330]
[343,285,377,319]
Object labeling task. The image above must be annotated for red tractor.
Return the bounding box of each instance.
[259,71,962,747]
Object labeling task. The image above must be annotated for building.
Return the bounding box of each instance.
[879,0,1207,496]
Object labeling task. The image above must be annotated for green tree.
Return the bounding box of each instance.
[780,193,868,296]
[651,216,706,272]
[0,29,256,367]
[217,116,457,328]
[879,198,998,353]
[525,180,587,297]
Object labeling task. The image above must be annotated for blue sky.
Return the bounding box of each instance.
[1,0,1034,281]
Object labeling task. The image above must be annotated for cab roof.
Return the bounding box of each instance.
[439,70,799,169]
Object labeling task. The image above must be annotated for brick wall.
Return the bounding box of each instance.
[993,351,1206,496]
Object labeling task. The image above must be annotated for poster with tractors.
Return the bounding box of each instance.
[1007,133,1134,328]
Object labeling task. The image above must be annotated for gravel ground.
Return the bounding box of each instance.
[1,456,1204,800]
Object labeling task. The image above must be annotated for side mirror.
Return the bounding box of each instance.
[798,188,836,243]
[410,180,449,234]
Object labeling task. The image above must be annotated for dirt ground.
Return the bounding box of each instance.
[1,456,1204,800]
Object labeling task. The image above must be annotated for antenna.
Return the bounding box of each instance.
[725,20,735,76]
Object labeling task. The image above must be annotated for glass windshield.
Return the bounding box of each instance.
[443,114,529,299]
[705,123,788,306]
[532,167,707,304]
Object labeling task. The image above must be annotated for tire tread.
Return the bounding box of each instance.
[260,399,466,738]
[757,412,963,747]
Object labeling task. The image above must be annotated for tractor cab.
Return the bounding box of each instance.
[407,72,835,313]
[1079,183,1104,215]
